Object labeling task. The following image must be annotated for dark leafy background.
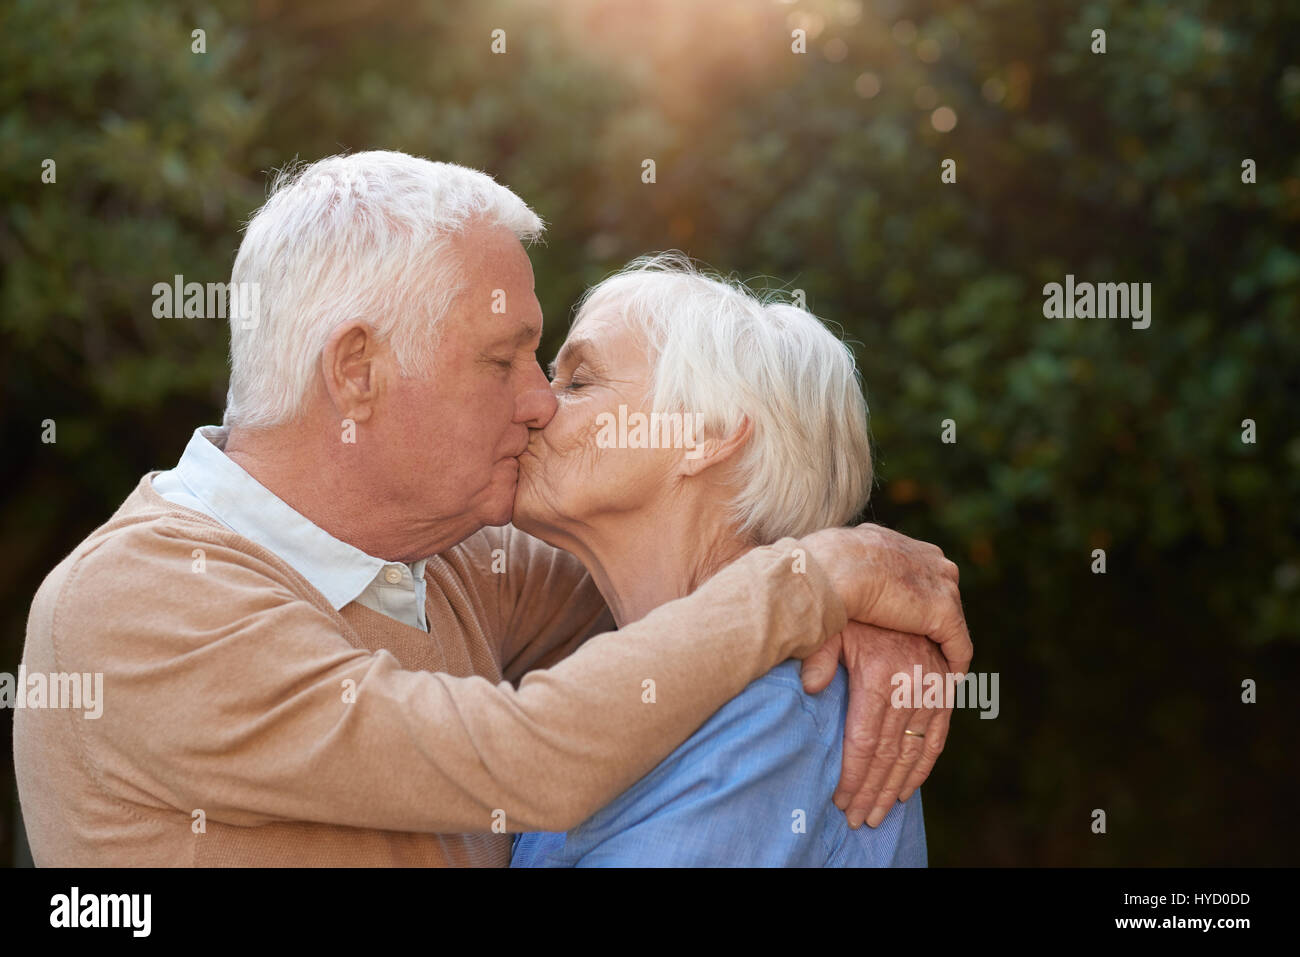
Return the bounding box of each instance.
[2,0,1297,866]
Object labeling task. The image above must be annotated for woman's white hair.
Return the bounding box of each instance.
[574,252,873,544]
[223,151,543,428]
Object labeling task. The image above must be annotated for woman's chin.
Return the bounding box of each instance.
[511,484,563,547]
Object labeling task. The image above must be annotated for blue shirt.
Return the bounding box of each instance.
[511,659,927,867]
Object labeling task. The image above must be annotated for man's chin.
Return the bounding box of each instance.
[482,492,517,528]
[473,470,519,528]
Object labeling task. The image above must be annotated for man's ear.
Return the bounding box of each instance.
[679,415,752,477]
[320,321,383,423]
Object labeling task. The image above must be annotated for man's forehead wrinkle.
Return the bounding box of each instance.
[479,302,539,343]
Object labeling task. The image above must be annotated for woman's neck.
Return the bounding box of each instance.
[555,498,753,628]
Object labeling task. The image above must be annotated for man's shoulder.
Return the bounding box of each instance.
[61,478,293,574]
[25,476,354,692]
[31,474,328,628]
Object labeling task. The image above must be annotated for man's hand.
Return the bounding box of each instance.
[799,523,971,673]
[797,523,971,827]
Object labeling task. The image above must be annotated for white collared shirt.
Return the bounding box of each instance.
[151,425,429,632]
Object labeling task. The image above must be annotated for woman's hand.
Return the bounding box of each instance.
[797,523,970,828]
[801,622,953,829]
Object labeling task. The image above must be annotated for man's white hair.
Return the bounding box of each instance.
[224,151,544,428]
[574,252,873,544]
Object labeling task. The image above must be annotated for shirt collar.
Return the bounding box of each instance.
[173,425,427,611]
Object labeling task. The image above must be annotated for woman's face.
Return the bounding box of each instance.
[514,305,682,546]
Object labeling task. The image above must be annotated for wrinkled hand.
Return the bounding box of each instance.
[796,523,971,827]
[802,622,951,828]
[799,523,971,673]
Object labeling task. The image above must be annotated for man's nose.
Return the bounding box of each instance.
[515,361,557,429]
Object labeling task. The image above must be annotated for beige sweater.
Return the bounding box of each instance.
[14,473,847,866]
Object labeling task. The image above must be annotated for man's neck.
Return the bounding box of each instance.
[221,422,472,562]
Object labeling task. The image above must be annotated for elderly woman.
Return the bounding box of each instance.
[509,253,927,867]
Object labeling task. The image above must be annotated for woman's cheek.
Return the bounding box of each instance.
[534,409,594,489]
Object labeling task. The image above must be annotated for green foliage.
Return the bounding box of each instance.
[2,0,1297,865]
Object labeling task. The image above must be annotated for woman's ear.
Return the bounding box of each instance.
[679,415,753,478]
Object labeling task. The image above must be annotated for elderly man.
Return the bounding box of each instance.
[14,151,969,867]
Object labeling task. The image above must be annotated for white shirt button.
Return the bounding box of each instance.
[384,568,402,585]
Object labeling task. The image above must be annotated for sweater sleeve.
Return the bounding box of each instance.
[53,522,847,835]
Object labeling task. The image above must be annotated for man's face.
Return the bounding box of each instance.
[376,221,555,551]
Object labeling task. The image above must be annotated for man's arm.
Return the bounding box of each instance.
[454,520,972,824]
[56,525,842,835]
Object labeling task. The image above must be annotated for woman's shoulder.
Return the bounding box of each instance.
[724,658,849,743]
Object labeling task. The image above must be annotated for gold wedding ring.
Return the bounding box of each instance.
[903,729,925,737]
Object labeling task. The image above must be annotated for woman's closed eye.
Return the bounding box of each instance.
[555,365,594,391]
